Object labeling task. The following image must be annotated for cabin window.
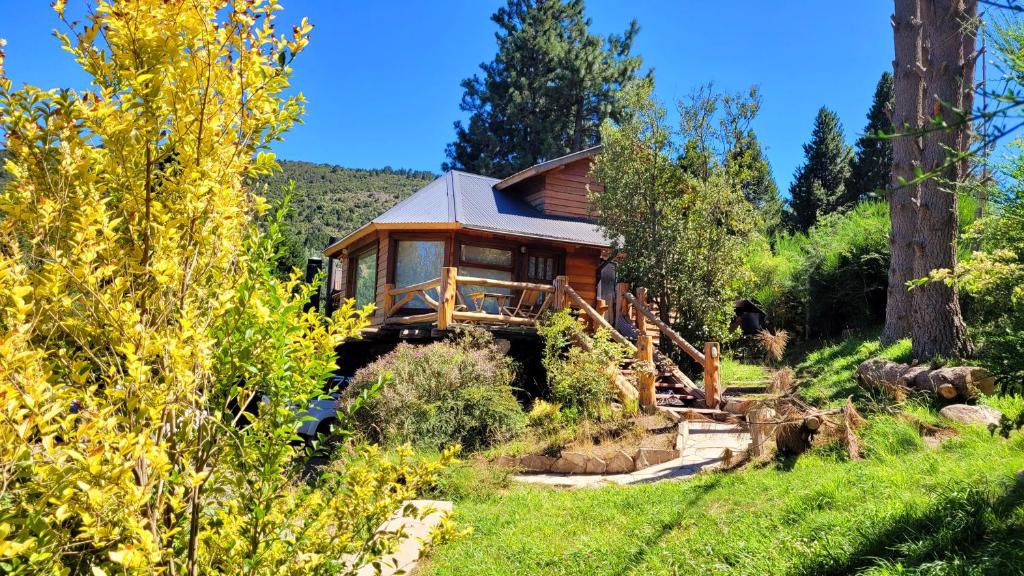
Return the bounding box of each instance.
[394,240,445,308]
[352,247,377,308]
[458,243,514,314]
[527,255,557,282]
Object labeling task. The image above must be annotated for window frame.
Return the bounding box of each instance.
[387,233,451,312]
[346,243,379,308]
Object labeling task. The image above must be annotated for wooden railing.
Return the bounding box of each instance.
[616,282,722,411]
[384,267,557,328]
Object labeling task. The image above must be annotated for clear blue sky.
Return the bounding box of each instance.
[0,1,895,192]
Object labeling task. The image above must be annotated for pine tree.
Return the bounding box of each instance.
[726,131,781,228]
[787,107,853,231]
[443,0,642,178]
[847,72,894,203]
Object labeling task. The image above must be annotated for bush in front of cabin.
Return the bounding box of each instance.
[345,329,526,451]
[538,309,629,421]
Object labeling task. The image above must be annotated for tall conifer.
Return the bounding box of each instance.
[787,107,854,231]
[847,72,894,203]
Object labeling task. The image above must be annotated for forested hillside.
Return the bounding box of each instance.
[256,160,435,254]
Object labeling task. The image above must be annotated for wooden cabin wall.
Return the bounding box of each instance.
[373,231,389,324]
[565,248,601,306]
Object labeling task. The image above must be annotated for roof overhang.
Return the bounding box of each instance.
[322,222,462,258]
[494,145,603,191]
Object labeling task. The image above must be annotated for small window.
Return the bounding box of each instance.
[353,248,377,308]
[528,255,557,282]
[461,244,513,267]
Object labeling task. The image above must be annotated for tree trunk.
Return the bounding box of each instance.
[883,0,925,344]
[856,357,994,400]
[912,0,975,359]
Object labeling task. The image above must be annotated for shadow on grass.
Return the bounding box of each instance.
[792,479,1024,576]
[610,475,726,576]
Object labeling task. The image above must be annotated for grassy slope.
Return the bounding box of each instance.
[421,336,1024,576]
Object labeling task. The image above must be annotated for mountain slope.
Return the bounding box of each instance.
[256,160,436,255]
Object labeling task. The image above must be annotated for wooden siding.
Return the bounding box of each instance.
[532,157,603,219]
[565,248,601,305]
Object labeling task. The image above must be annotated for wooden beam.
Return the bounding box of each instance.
[437,267,457,330]
[638,333,656,414]
[635,287,648,333]
[563,284,635,352]
[615,282,630,322]
[452,311,537,326]
[704,342,722,409]
[454,276,555,293]
[553,275,567,310]
[623,291,705,364]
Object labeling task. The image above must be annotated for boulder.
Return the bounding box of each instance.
[550,452,588,474]
[584,457,607,474]
[494,455,520,469]
[634,448,679,469]
[519,454,556,472]
[605,450,634,474]
[939,404,1002,427]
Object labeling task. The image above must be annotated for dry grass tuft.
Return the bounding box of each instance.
[756,329,790,363]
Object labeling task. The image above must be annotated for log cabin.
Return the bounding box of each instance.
[321,146,619,334]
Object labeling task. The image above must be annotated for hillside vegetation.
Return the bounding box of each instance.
[255,160,436,254]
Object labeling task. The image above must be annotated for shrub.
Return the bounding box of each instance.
[346,330,525,451]
[743,201,890,337]
[537,309,628,421]
[0,3,454,574]
[527,399,563,434]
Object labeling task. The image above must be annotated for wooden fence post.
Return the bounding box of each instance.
[635,287,648,333]
[596,298,608,324]
[704,341,721,409]
[616,282,630,322]
[638,333,656,413]
[383,283,395,317]
[553,275,567,311]
[437,267,457,330]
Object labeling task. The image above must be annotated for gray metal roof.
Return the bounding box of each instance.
[366,170,610,247]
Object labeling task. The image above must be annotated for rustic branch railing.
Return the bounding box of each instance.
[616,282,721,410]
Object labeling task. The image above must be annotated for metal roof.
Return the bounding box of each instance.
[494,145,603,190]
[324,170,611,255]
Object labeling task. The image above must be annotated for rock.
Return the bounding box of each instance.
[939,404,1002,426]
[723,398,753,415]
[550,452,588,474]
[519,454,556,472]
[583,457,607,474]
[494,455,520,469]
[605,450,634,474]
[634,448,679,469]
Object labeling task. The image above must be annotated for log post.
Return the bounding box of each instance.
[437,267,457,330]
[596,298,609,324]
[704,342,722,409]
[382,283,395,318]
[553,275,568,311]
[638,333,656,413]
[635,287,648,333]
[616,282,630,322]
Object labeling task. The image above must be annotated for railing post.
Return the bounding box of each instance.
[438,267,457,329]
[704,341,721,409]
[634,287,648,333]
[383,283,395,317]
[615,282,630,322]
[596,298,608,324]
[553,275,567,311]
[638,333,656,413]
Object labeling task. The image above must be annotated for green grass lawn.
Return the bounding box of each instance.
[418,334,1024,576]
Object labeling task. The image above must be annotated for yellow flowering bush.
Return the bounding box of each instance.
[0,1,453,574]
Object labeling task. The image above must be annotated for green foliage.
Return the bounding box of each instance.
[255,160,435,254]
[0,3,455,574]
[443,0,643,177]
[862,415,925,459]
[346,330,526,452]
[537,309,627,420]
[526,399,563,434]
[787,107,855,231]
[847,72,894,203]
[591,79,756,342]
[744,201,891,339]
[795,329,912,406]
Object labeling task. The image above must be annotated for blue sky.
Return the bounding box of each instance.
[0,1,895,192]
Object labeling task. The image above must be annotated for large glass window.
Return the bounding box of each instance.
[353,248,377,308]
[461,244,513,267]
[394,240,445,308]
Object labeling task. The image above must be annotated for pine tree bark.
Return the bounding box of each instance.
[911,0,975,359]
[883,0,924,344]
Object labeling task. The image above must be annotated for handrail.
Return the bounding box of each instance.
[562,283,636,352]
[623,291,705,364]
[389,278,441,297]
[455,275,556,293]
